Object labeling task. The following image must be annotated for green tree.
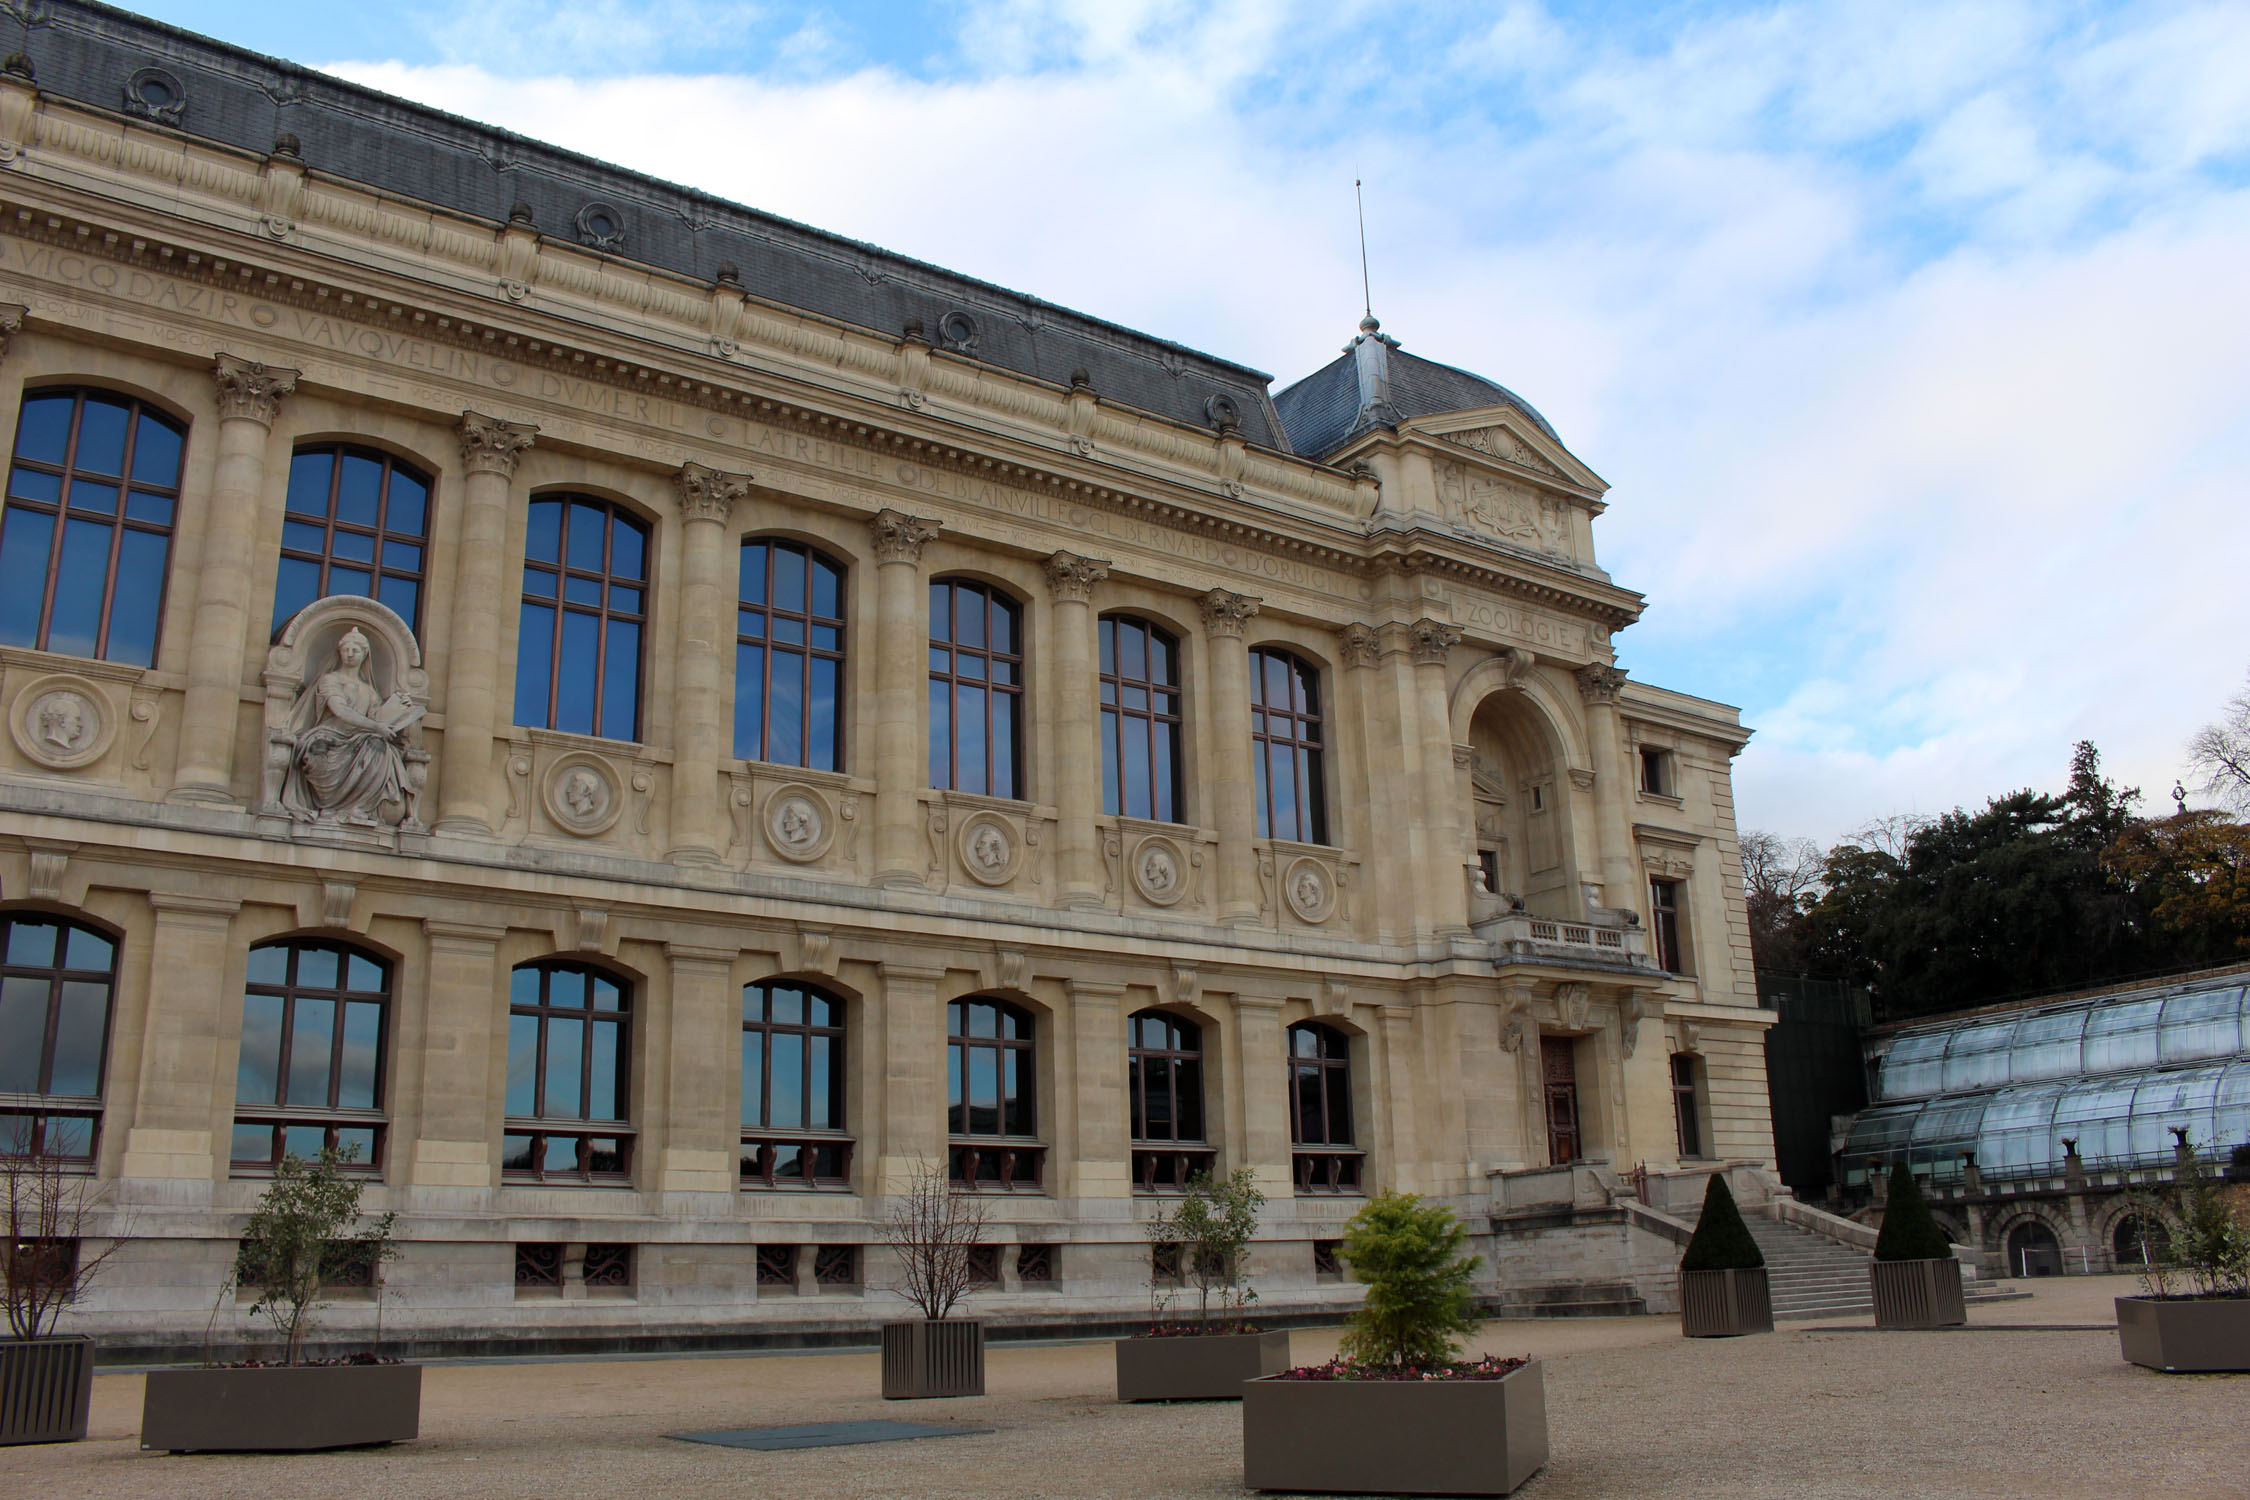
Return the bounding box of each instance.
[1872,1161,1953,1262]
[1143,1167,1266,1330]
[234,1147,394,1364]
[1337,1193,1482,1369]
[1679,1174,1764,1273]
[2107,811,2250,963]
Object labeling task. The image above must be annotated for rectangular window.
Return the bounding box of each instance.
[1639,747,1669,796]
[1650,878,1687,974]
[1672,1054,1704,1158]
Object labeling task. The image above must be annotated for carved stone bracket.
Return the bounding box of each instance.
[1167,966,1201,1008]
[0,302,23,365]
[213,352,298,425]
[319,880,357,929]
[25,844,70,903]
[673,461,751,524]
[1199,588,1261,639]
[995,949,1029,992]
[1409,618,1464,665]
[797,923,834,976]
[458,410,538,477]
[1619,991,1650,1058]
[869,508,940,564]
[1042,550,1109,603]
[1553,981,1592,1032]
[575,906,609,953]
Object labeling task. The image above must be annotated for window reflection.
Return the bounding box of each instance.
[928,580,1023,798]
[515,496,648,742]
[230,939,389,1174]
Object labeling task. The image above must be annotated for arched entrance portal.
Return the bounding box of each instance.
[1463,685,1583,919]
[2005,1218,2062,1278]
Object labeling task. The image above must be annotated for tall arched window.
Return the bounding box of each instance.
[1101,615,1184,823]
[947,996,1040,1189]
[740,979,851,1189]
[232,940,390,1173]
[1128,1010,1211,1192]
[274,446,432,636]
[515,496,648,743]
[0,388,185,666]
[504,962,632,1184]
[928,579,1023,799]
[1250,647,1327,844]
[736,539,845,770]
[1287,1022,1361,1193]
[0,914,117,1163]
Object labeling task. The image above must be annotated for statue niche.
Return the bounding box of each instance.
[261,597,431,835]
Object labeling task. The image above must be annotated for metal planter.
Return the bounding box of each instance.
[1680,1267,1773,1338]
[1870,1257,1966,1329]
[880,1319,985,1399]
[2116,1296,2250,1373]
[1115,1330,1291,1401]
[1242,1358,1549,1496]
[0,1336,95,1446]
[139,1363,422,1452]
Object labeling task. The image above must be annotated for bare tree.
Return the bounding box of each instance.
[1843,812,1932,862]
[1739,830,1826,904]
[2188,673,2250,814]
[879,1157,992,1321]
[2,1130,127,1340]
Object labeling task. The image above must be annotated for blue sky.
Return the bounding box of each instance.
[126,0,2250,842]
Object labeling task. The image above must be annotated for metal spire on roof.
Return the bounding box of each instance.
[1355,178,1372,320]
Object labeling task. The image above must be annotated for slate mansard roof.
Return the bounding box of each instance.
[2,0,1296,449]
[1275,337,1563,464]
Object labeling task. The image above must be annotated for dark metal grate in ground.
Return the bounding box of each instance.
[670,1420,993,1451]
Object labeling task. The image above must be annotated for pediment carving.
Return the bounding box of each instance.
[1437,423,1562,478]
[1435,459,1571,557]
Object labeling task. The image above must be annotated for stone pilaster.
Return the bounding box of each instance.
[169,354,297,804]
[118,892,242,1185]
[1200,588,1262,926]
[435,412,537,834]
[869,511,940,887]
[1045,551,1109,908]
[407,919,506,1191]
[1410,618,1469,936]
[667,464,751,864]
[871,961,946,1192]
[1065,978,1128,1198]
[1575,663,1640,912]
[655,943,740,1195]
[1230,993,1293,1196]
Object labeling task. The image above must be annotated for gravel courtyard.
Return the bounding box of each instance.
[7,1275,2242,1500]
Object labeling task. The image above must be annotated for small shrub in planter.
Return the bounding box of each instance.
[1,1133,123,1445]
[2115,1144,2250,1373]
[140,1146,417,1453]
[1117,1168,1287,1400]
[1242,1193,1548,1496]
[1869,1160,1964,1329]
[1678,1174,1770,1337]
[877,1158,991,1399]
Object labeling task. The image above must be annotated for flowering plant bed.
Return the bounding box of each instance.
[1274,1353,1528,1382]
[209,1352,403,1368]
[1242,1358,1547,1494]
[1134,1320,1263,1338]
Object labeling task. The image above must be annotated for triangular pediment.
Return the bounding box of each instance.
[1408,406,1608,497]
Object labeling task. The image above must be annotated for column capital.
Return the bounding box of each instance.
[1043,550,1110,604]
[212,352,298,425]
[868,508,940,564]
[1574,661,1627,704]
[1199,588,1261,639]
[1408,618,1463,666]
[0,302,24,366]
[1336,623,1381,669]
[673,462,752,525]
[457,410,539,477]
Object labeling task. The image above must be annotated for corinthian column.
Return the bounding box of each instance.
[1575,662,1640,912]
[1045,550,1109,908]
[869,509,940,887]
[1200,588,1262,925]
[1410,618,1470,936]
[170,355,296,803]
[668,463,751,865]
[435,411,538,834]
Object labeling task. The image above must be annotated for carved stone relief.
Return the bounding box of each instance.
[1435,459,1570,556]
[260,597,430,833]
[1283,856,1336,924]
[10,675,115,770]
[958,812,1019,887]
[764,785,835,863]
[543,752,625,838]
[1130,834,1188,907]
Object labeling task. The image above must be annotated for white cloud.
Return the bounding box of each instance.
[323,0,2250,846]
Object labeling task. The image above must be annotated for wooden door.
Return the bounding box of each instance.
[1542,1035,1580,1165]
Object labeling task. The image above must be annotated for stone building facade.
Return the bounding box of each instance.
[0,2,1771,1350]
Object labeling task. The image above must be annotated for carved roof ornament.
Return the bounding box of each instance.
[123,66,185,126]
[673,462,751,525]
[457,411,538,477]
[1199,588,1261,639]
[1575,662,1627,705]
[575,202,625,251]
[1043,550,1110,603]
[212,353,298,425]
[1336,623,1380,669]
[1409,618,1464,665]
[868,508,940,564]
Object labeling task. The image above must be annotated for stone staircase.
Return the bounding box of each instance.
[1742,1215,2022,1321]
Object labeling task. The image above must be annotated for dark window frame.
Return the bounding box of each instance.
[735,537,847,771]
[739,978,852,1190]
[1249,646,1328,845]
[230,938,391,1176]
[274,444,434,637]
[928,578,1025,799]
[1671,1052,1704,1159]
[947,996,1042,1190]
[1639,746,1673,797]
[1,387,185,665]
[1128,1008,1215,1194]
[516,493,650,743]
[0,913,119,1167]
[1099,614,1185,823]
[1650,877,1687,974]
[503,961,633,1185]
[1287,1021,1362,1194]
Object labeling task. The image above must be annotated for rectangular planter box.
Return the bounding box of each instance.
[1116,1330,1291,1401]
[1680,1267,1773,1338]
[1,1336,95,1446]
[1870,1257,1966,1329]
[2116,1296,2250,1373]
[881,1319,985,1399]
[140,1363,422,1452]
[1243,1359,1548,1496]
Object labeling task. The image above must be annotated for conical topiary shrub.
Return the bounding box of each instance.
[1681,1175,1764,1273]
[1872,1161,1952,1261]
[1677,1175,1770,1336]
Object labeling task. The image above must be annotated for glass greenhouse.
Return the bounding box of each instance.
[1842,978,2250,1185]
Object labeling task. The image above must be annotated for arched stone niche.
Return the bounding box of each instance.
[259,596,431,837]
